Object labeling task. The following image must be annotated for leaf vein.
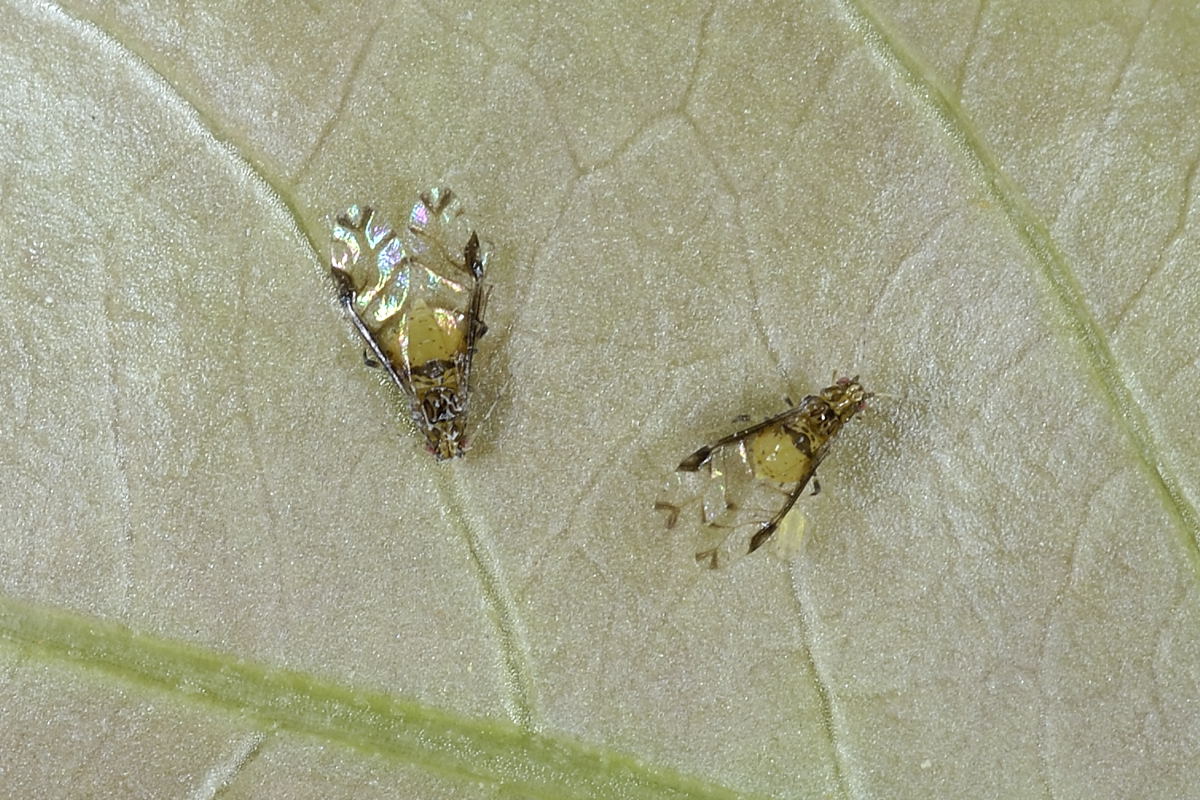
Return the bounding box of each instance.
[832,0,1200,576]
[0,597,764,800]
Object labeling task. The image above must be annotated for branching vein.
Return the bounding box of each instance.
[833,0,1200,576]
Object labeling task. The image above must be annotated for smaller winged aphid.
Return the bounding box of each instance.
[330,187,491,459]
[655,377,872,568]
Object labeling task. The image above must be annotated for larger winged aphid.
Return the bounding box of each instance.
[330,187,491,459]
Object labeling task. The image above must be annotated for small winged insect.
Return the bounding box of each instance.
[655,377,872,568]
[330,187,491,459]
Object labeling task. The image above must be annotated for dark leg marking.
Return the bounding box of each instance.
[465,231,484,279]
[748,522,778,554]
[678,446,713,471]
[653,501,680,529]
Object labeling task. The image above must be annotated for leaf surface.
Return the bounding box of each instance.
[1,1,1198,798]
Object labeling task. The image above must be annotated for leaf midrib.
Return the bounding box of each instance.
[0,596,765,800]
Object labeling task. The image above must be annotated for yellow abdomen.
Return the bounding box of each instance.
[748,425,812,483]
[373,300,466,371]
[403,301,466,366]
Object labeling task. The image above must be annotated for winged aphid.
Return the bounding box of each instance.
[330,187,491,459]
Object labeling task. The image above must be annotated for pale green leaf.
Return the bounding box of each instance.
[2,1,1198,798]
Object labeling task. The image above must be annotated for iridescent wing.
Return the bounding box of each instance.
[330,187,491,459]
